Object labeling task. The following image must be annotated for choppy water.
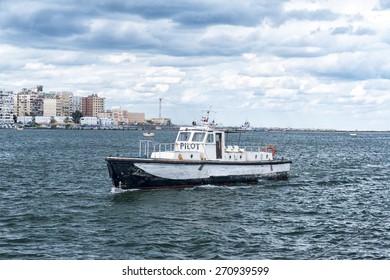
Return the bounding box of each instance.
[0,129,389,259]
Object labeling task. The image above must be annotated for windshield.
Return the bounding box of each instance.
[177,132,191,141]
[192,132,206,142]
[206,133,214,143]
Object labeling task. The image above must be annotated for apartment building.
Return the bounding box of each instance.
[82,94,105,117]
[127,112,145,124]
[73,96,82,113]
[111,109,128,125]
[2,87,154,128]
[109,109,145,125]
[0,90,14,124]
[43,98,61,116]
[13,87,45,116]
[58,91,73,116]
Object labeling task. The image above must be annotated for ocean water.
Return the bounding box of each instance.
[0,129,389,260]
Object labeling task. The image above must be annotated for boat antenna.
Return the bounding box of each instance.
[201,106,216,126]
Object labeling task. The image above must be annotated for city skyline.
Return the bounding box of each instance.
[1,0,390,130]
[0,89,149,126]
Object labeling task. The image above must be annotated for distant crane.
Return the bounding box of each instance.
[159,97,162,119]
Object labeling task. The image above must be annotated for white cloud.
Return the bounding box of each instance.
[180,89,209,104]
[0,0,389,130]
[100,53,138,64]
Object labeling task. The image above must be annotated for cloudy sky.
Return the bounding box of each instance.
[1,0,390,130]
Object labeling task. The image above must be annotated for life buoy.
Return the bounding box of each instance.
[178,153,183,160]
[264,145,277,156]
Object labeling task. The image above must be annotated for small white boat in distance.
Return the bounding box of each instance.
[106,110,291,190]
[143,132,155,137]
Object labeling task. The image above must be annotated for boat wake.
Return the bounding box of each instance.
[110,187,140,194]
[189,184,254,191]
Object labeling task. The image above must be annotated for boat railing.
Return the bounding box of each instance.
[225,145,265,153]
[139,140,175,158]
[243,146,264,152]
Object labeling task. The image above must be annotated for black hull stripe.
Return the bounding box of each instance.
[106,159,290,190]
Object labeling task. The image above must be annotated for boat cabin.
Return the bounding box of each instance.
[174,126,223,160]
[149,125,274,162]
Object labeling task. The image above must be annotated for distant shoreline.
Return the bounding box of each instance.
[2,125,388,133]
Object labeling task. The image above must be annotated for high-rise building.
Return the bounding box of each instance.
[14,88,44,116]
[58,91,73,116]
[10,87,84,118]
[72,96,82,113]
[82,94,105,117]
[15,91,33,116]
[43,98,60,116]
[0,90,14,124]
[31,94,44,116]
[44,91,81,116]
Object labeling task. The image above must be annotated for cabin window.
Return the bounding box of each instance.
[177,132,191,141]
[206,133,214,143]
[192,132,206,142]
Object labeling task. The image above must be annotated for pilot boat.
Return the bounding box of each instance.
[106,112,291,190]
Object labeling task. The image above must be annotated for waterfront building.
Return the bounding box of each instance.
[58,91,73,116]
[127,112,145,124]
[35,116,52,124]
[9,86,102,118]
[112,109,128,125]
[82,94,105,117]
[80,116,100,126]
[0,90,15,124]
[17,116,33,125]
[34,116,72,126]
[52,116,69,123]
[15,91,33,116]
[43,92,81,117]
[31,94,44,116]
[150,117,171,125]
[2,86,155,129]
[72,95,82,113]
[14,87,44,116]
[97,111,113,119]
[111,109,145,125]
[99,117,114,127]
[43,98,60,116]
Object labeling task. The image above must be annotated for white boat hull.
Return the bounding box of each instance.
[135,161,290,180]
